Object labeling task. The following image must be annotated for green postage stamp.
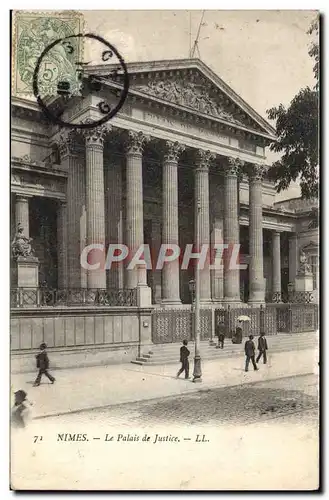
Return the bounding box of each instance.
[12,11,84,98]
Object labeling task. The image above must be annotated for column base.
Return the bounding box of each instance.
[137,285,152,307]
[248,300,265,308]
[161,298,182,307]
[200,299,213,307]
[193,354,202,382]
[222,297,241,308]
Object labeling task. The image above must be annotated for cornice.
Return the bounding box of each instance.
[11,158,67,179]
[110,115,266,165]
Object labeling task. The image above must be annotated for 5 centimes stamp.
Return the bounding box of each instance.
[12,10,84,97]
[33,33,129,129]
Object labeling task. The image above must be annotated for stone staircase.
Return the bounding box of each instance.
[131,332,318,366]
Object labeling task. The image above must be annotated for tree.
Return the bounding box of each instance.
[266,18,319,199]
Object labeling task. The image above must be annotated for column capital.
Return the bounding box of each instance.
[57,130,80,157]
[15,194,32,201]
[247,163,267,182]
[163,141,185,163]
[125,131,150,155]
[195,149,215,172]
[80,121,111,148]
[226,157,244,176]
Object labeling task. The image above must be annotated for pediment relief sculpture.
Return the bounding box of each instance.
[135,77,262,131]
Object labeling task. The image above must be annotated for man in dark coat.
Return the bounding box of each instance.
[244,335,259,372]
[256,332,268,364]
[33,342,55,386]
[216,322,225,349]
[176,340,190,379]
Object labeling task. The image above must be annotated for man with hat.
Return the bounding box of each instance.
[33,342,56,386]
[244,335,259,372]
[11,390,30,428]
[256,332,268,364]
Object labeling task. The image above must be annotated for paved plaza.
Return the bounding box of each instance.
[11,345,318,419]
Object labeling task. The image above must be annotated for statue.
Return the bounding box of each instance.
[11,224,34,258]
[298,249,312,274]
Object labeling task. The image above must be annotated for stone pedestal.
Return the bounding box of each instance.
[12,256,39,288]
[295,273,313,292]
[137,284,152,307]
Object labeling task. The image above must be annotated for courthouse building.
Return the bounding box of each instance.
[10,59,319,364]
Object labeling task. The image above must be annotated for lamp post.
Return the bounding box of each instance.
[189,278,195,339]
[193,199,202,383]
[287,282,294,303]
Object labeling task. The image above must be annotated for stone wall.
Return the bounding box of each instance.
[11,307,153,372]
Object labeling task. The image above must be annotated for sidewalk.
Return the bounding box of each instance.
[11,347,318,419]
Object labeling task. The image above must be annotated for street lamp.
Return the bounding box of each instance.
[193,199,202,383]
[188,278,195,338]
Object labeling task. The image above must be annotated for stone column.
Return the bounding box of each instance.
[105,155,124,290]
[151,219,162,304]
[162,141,185,304]
[272,230,282,301]
[210,174,224,301]
[248,164,266,305]
[194,150,214,303]
[59,131,86,288]
[289,233,298,285]
[15,195,30,237]
[83,125,109,289]
[57,201,68,288]
[223,157,242,303]
[125,131,148,290]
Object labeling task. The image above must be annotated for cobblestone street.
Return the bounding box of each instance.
[43,373,319,427]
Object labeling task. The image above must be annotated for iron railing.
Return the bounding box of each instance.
[266,291,314,304]
[214,303,318,337]
[151,308,213,344]
[10,288,138,308]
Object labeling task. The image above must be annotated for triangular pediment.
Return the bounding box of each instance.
[90,59,276,138]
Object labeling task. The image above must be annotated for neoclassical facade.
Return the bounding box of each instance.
[11,59,319,307]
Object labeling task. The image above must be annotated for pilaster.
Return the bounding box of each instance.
[58,130,86,288]
[57,201,68,288]
[272,230,282,302]
[15,195,31,238]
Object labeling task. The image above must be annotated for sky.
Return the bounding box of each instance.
[83,9,317,200]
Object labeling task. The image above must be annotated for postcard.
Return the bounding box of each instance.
[10,9,319,491]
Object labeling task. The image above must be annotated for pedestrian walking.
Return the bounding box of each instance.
[256,332,268,364]
[244,335,259,372]
[11,390,30,428]
[33,342,56,386]
[215,321,225,349]
[176,340,190,379]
